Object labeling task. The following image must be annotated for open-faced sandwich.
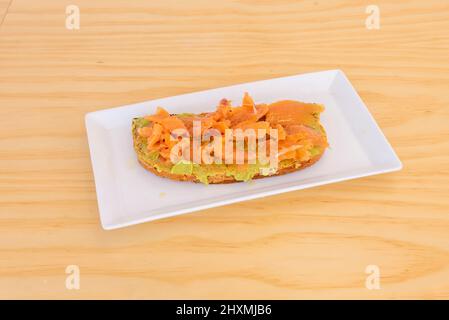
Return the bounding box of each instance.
[132,93,328,184]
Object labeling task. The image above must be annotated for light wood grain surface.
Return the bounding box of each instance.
[0,0,448,299]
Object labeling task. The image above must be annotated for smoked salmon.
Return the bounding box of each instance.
[132,93,328,184]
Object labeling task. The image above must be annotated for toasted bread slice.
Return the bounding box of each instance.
[132,116,327,184]
[132,94,327,184]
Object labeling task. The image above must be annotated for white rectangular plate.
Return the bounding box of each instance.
[86,70,402,230]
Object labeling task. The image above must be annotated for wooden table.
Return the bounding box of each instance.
[0,0,448,299]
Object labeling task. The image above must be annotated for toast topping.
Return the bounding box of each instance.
[133,93,328,183]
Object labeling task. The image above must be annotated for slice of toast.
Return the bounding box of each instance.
[132,105,327,184]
